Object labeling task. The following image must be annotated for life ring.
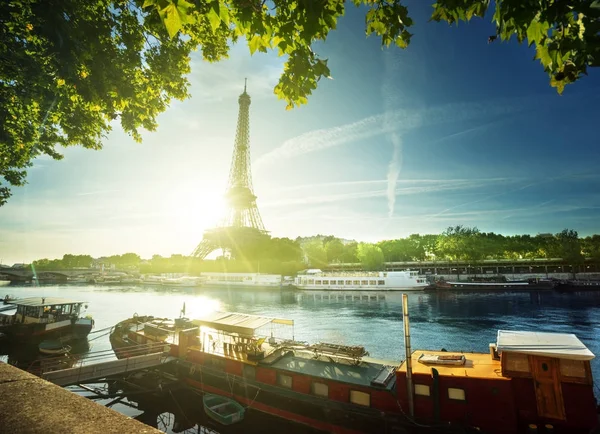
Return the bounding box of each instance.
[133,312,138,318]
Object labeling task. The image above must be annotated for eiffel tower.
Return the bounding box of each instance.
[191,80,269,260]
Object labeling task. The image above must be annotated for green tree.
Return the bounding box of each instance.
[324,238,345,263]
[341,241,359,263]
[3,1,599,206]
[554,229,583,277]
[356,243,384,271]
[302,239,328,268]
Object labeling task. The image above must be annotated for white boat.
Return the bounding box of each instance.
[0,280,10,287]
[201,272,282,288]
[293,269,429,291]
[161,276,204,288]
[142,275,165,286]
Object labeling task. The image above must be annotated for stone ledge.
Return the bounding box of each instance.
[0,363,161,434]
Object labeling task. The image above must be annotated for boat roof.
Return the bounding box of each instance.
[496,330,595,361]
[8,297,86,307]
[267,351,397,389]
[397,350,507,380]
[192,311,293,336]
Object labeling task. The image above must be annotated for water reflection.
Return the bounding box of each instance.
[2,284,600,432]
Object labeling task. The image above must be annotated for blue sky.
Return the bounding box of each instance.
[2,2,600,264]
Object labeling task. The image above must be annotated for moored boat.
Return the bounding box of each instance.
[201,272,282,288]
[109,306,599,433]
[0,297,93,343]
[202,393,245,425]
[434,277,556,291]
[293,269,429,291]
[39,339,72,355]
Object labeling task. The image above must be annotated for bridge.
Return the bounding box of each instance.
[0,268,133,281]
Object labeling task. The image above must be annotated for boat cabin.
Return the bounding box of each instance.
[0,297,86,325]
[395,330,597,434]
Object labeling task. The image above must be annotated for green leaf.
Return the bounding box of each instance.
[526,20,548,47]
[248,35,262,55]
[219,3,230,27]
[159,3,182,38]
[207,3,221,33]
[142,0,156,8]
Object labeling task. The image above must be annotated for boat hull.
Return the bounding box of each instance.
[292,284,427,291]
[0,318,93,343]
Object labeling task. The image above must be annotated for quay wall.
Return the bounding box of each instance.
[0,363,160,434]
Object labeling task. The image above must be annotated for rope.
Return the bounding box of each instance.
[89,326,113,334]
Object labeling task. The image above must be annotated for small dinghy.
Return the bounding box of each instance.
[418,353,466,366]
[202,393,245,425]
[39,340,72,355]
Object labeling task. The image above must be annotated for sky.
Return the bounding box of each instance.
[2,2,600,264]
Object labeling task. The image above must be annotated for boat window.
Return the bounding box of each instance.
[346,281,352,285]
[415,384,430,396]
[337,280,344,285]
[350,390,370,407]
[315,280,321,285]
[361,281,368,285]
[448,388,466,401]
[308,280,314,284]
[378,280,385,285]
[243,365,256,381]
[353,280,360,285]
[277,373,292,388]
[504,352,530,373]
[312,382,328,398]
[369,280,376,285]
[559,359,587,378]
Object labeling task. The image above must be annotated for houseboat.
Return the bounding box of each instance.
[109,308,598,433]
[0,297,94,343]
[434,278,556,291]
[201,272,282,288]
[293,269,429,291]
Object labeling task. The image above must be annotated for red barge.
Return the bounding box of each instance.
[110,304,599,434]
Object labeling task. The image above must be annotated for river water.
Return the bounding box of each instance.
[2,284,600,432]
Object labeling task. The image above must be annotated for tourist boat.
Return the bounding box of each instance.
[434,277,556,291]
[201,272,282,288]
[202,393,245,425]
[109,305,599,434]
[141,275,165,286]
[161,276,204,288]
[0,297,94,343]
[38,339,72,355]
[0,280,10,287]
[555,279,600,292]
[293,269,430,291]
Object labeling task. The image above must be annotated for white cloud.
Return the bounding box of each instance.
[255,95,533,169]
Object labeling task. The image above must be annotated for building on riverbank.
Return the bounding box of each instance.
[327,257,600,281]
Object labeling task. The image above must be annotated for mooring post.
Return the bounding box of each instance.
[402,293,414,418]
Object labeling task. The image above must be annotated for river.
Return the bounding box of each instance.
[2,284,600,432]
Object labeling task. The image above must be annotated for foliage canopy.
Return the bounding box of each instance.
[2,0,599,205]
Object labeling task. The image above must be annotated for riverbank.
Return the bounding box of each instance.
[0,363,160,433]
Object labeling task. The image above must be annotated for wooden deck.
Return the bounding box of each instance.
[397,350,506,380]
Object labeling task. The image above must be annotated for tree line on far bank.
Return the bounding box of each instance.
[27,227,599,274]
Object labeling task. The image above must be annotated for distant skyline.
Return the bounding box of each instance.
[2,3,600,264]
